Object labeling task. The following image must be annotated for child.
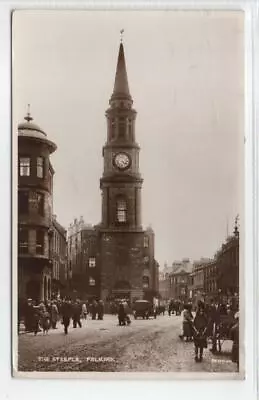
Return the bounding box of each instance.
[193,302,208,362]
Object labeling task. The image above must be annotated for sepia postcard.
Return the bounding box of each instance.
[12,9,245,378]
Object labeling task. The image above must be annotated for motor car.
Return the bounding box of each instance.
[132,299,156,319]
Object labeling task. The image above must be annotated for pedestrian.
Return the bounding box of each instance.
[97,300,104,320]
[81,302,87,320]
[168,299,173,316]
[192,301,208,362]
[18,298,24,334]
[91,299,98,320]
[230,312,239,368]
[209,298,221,353]
[51,301,59,329]
[40,305,51,335]
[24,298,35,332]
[118,302,127,326]
[72,299,82,328]
[32,303,42,336]
[179,303,193,342]
[61,299,72,334]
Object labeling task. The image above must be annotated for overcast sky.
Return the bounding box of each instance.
[13,10,244,267]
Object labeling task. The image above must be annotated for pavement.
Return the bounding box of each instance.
[16,314,238,373]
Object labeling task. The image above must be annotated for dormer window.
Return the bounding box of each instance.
[19,157,30,176]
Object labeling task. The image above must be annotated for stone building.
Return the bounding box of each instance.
[18,110,57,302]
[203,258,218,302]
[159,263,173,301]
[168,258,193,301]
[67,41,159,302]
[216,223,239,307]
[67,218,100,301]
[192,258,212,306]
[51,216,68,299]
[191,220,239,307]
[98,41,158,302]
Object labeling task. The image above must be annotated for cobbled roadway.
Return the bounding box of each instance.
[17,314,238,374]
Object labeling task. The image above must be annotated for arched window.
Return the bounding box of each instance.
[116,198,127,223]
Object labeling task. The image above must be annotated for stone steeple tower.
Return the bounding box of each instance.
[98,38,153,302]
[100,40,143,230]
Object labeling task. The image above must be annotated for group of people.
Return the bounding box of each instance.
[179,300,239,365]
[19,298,105,335]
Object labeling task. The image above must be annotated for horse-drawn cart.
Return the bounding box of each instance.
[210,313,236,353]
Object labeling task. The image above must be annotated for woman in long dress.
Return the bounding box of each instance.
[180,304,193,341]
[51,301,59,329]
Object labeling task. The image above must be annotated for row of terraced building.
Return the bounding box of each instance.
[159,222,239,309]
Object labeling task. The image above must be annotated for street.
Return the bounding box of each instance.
[17,314,238,373]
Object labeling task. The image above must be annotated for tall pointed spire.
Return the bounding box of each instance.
[111,39,131,100]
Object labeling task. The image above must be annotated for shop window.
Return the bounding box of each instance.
[19,157,30,176]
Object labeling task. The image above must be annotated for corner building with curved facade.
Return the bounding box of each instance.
[97,42,159,301]
[17,112,57,302]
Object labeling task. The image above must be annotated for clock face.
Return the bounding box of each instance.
[114,152,131,170]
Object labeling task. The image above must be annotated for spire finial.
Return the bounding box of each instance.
[120,29,124,43]
[24,103,33,122]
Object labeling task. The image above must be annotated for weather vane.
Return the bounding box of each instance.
[120,29,124,43]
[25,103,33,122]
